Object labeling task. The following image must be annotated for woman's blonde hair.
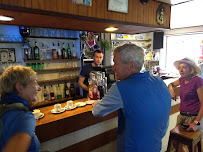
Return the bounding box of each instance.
[0,65,36,97]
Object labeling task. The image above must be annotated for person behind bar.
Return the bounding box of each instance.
[0,65,41,152]
[168,58,203,152]
[78,50,104,97]
[92,44,171,152]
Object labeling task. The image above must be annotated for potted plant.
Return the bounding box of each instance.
[101,39,112,51]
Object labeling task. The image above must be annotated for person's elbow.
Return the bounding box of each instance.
[92,109,106,117]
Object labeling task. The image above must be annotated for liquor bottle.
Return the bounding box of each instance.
[88,72,98,100]
[42,85,49,101]
[67,44,72,59]
[70,81,75,97]
[57,84,62,99]
[72,43,77,59]
[61,43,68,59]
[33,41,40,60]
[64,82,70,98]
[57,42,62,59]
[50,85,55,101]
[25,41,33,60]
[52,43,58,60]
[97,73,104,99]
[39,43,46,60]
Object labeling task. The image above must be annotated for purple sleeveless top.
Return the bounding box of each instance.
[179,76,203,113]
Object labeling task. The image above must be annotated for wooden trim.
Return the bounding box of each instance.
[170,103,180,115]
[57,128,117,152]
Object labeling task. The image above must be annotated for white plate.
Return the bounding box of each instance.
[65,104,77,110]
[51,108,66,114]
[85,100,95,105]
[75,102,87,107]
[34,113,44,119]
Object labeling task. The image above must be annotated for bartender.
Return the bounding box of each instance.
[78,50,104,97]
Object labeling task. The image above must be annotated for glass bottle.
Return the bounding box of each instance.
[57,42,62,59]
[33,41,40,60]
[49,85,55,101]
[62,43,68,59]
[42,85,49,101]
[64,82,70,98]
[26,41,33,60]
[72,43,77,59]
[52,42,58,60]
[67,43,72,59]
[70,81,75,97]
[57,84,62,99]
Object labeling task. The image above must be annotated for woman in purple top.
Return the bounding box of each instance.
[169,57,203,152]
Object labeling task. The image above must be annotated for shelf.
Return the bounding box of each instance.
[111,39,151,42]
[24,58,80,63]
[37,76,79,84]
[25,36,78,40]
[35,67,80,72]
[0,41,22,43]
[32,95,83,109]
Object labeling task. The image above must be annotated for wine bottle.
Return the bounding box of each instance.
[70,81,75,97]
[57,84,62,99]
[57,42,62,59]
[50,85,55,101]
[33,41,40,60]
[43,85,49,101]
[64,82,70,98]
[61,43,68,59]
[67,44,72,59]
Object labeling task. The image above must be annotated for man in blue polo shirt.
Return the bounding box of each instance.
[92,44,171,152]
[78,50,103,98]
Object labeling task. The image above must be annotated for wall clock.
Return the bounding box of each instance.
[156,3,167,25]
[108,0,128,13]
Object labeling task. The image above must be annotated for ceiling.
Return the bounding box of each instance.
[0,8,168,35]
[154,0,194,5]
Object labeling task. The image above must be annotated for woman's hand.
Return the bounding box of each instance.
[186,122,198,132]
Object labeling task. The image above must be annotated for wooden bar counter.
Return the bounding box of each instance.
[35,98,118,143]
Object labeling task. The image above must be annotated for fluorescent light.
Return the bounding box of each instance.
[0,15,14,21]
[105,27,118,32]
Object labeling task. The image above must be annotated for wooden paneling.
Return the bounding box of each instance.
[57,128,117,152]
[0,0,171,28]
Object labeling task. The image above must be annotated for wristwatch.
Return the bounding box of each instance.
[194,120,201,126]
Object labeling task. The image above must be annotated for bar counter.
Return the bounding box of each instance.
[35,98,118,152]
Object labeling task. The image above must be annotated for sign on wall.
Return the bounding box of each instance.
[72,0,92,6]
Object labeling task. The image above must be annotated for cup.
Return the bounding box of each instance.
[54,104,61,112]
[33,109,41,118]
[67,100,73,108]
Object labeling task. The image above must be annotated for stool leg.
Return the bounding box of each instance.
[197,141,201,152]
[187,144,193,152]
[167,137,172,152]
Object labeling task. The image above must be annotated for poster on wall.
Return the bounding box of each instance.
[0,48,16,63]
[72,0,92,6]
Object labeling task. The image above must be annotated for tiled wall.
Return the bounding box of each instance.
[40,117,118,152]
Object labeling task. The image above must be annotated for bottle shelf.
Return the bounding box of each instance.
[111,39,151,42]
[24,58,80,62]
[25,36,78,40]
[32,95,83,109]
[38,76,79,84]
[35,67,80,73]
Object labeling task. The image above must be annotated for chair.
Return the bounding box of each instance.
[167,124,202,152]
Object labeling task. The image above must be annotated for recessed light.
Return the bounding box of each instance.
[105,27,118,32]
[0,15,14,21]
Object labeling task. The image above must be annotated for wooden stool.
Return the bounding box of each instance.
[167,124,202,152]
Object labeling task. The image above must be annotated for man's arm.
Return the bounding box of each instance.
[92,83,123,117]
[78,75,88,92]
[3,133,31,152]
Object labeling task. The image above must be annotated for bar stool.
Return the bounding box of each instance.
[167,124,202,152]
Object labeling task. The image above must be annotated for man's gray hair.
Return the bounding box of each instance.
[114,43,144,71]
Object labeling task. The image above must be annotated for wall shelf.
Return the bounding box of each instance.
[25,36,78,40]
[24,58,80,63]
[35,67,80,73]
[111,39,151,42]
[38,76,78,84]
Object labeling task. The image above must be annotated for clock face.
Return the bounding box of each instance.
[156,3,167,25]
[108,0,128,13]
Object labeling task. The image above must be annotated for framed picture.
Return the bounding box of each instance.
[108,0,128,13]
[0,48,16,63]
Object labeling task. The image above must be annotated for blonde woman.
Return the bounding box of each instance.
[0,65,41,152]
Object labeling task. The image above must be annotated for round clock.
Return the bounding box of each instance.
[156,3,167,25]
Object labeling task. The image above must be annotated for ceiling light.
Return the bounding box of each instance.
[105,27,118,32]
[0,15,14,21]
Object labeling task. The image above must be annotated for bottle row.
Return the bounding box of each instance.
[37,81,80,103]
[23,40,77,61]
[88,71,108,100]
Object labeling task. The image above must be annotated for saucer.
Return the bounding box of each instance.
[34,113,44,119]
[65,104,77,110]
[85,100,95,105]
[75,102,86,107]
[51,108,66,114]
